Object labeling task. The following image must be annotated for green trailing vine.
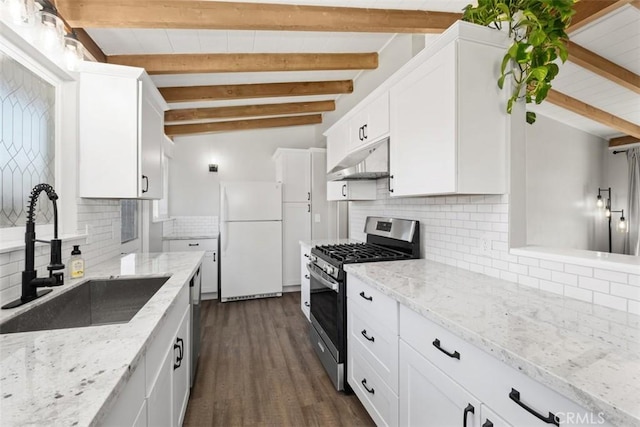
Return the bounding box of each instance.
[462,0,576,124]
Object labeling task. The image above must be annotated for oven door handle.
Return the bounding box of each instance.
[307,263,339,292]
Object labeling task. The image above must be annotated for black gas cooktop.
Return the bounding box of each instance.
[313,242,411,264]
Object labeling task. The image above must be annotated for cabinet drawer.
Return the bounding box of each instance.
[349,345,399,427]
[400,305,611,427]
[347,275,398,331]
[348,299,398,393]
[168,239,217,252]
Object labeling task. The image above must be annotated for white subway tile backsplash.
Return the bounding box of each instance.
[551,271,578,286]
[594,269,627,284]
[629,300,640,316]
[565,286,593,303]
[593,293,627,311]
[565,264,593,277]
[540,260,564,272]
[349,179,636,313]
[578,277,610,293]
[539,280,563,295]
[610,283,640,301]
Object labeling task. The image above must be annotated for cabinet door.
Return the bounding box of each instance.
[278,151,311,202]
[283,203,311,286]
[147,347,173,427]
[326,122,350,173]
[139,81,164,199]
[389,41,457,197]
[327,181,348,201]
[480,404,512,427]
[350,92,390,153]
[400,340,480,427]
[300,244,311,320]
[173,306,191,427]
[310,149,330,240]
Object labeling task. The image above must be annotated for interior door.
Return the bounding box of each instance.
[220,221,283,300]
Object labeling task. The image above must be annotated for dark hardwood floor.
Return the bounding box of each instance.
[184,293,374,427]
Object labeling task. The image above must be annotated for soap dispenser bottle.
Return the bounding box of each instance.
[69,245,85,279]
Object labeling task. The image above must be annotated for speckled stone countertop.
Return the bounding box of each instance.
[0,252,204,427]
[345,259,640,427]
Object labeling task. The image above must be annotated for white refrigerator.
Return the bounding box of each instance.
[219,181,283,302]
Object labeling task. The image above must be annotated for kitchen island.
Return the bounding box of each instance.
[0,251,203,426]
[345,259,640,427]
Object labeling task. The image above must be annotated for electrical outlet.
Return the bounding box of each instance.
[481,235,490,252]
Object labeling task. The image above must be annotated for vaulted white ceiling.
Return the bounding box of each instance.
[83,0,639,140]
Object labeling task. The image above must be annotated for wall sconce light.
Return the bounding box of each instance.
[596,187,627,253]
[208,164,218,172]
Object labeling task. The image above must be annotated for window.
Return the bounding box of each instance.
[121,199,138,243]
[0,49,56,228]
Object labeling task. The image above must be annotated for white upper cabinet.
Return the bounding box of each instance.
[273,149,311,202]
[389,22,509,197]
[348,91,390,154]
[326,121,350,174]
[78,62,168,199]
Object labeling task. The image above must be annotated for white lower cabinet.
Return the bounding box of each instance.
[147,348,173,427]
[399,340,480,427]
[347,276,399,426]
[347,280,613,427]
[102,356,146,427]
[172,307,191,426]
[300,243,311,320]
[166,239,218,296]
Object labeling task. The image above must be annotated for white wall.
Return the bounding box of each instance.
[525,115,607,251]
[169,125,319,216]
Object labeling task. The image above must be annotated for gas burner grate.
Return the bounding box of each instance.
[315,243,410,263]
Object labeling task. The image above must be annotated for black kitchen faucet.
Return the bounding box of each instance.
[2,184,65,309]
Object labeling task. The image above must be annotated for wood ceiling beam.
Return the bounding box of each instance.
[160,80,353,103]
[54,0,460,33]
[107,53,378,74]
[165,100,335,122]
[74,28,106,63]
[165,114,322,136]
[609,135,639,147]
[567,41,640,94]
[568,0,633,32]
[546,90,640,139]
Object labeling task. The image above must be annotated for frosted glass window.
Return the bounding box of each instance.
[0,50,56,228]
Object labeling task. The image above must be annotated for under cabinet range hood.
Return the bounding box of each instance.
[328,138,389,181]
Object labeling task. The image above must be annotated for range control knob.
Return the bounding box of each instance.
[310,255,318,263]
[326,266,335,276]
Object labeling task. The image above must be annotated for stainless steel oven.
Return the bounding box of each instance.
[307,260,346,391]
[307,216,420,392]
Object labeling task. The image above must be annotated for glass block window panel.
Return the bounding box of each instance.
[121,200,138,243]
[0,50,56,228]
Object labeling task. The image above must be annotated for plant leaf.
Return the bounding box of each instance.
[529,66,548,82]
[526,111,537,124]
[528,29,546,46]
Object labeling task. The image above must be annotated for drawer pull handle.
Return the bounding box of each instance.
[361,329,375,342]
[361,379,375,394]
[463,404,475,427]
[482,420,494,427]
[359,291,373,301]
[188,243,200,247]
[432,338,460,360]
[304,253,309,258]
[509,388,559,426]
[305,274,310,279]
[304,301,310,307]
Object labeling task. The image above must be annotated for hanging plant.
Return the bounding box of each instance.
[462,0,576,124]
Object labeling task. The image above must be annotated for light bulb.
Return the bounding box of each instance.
[596,195,604,208]
[63,36,84,70]
[605,208,611,218]
[618,216,627,233]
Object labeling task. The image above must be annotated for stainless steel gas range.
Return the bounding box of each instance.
[306,216,420,391]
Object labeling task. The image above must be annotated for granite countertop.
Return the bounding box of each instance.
[162,233,219,240]
[0,252,204,427]
[345,259,640,427]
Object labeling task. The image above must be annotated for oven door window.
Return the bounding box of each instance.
[309,272,338,349]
